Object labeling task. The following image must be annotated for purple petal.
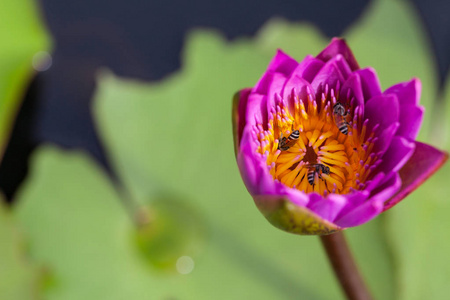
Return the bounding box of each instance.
[364,94,399,135]
[377,136,415,174]
[254,71,286,97]
[364,172,386,192]
[254,71,290,119]
[238,127,289,198]
[334,197,384,227]
[333,54,353,80]
[257,161,281,195]
[307,193,347,222]
[316,38,359,71]
[373,122,399,154]
[266,49,299,76]
[334,190,370,220]
[237,136,260,195]
[383,142,448,211]
[245,93,267,127]
[369,172,402,200]
[286,55,324,84]
[310,58,346,97]
[397,104,424,140]
[354,68,382,101]
[336,172,401,227]
[285,188,310,206]
[384,78,421,106]
[384,78,424,140]
[281,77,315,113]
[232,88,252,152]
[340,73,364,109]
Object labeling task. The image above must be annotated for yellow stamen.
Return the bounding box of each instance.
[255,88,377,196]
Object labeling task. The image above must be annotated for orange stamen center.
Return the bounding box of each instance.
[256,86,379,196]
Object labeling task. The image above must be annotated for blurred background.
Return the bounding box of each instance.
[0,0,450,299]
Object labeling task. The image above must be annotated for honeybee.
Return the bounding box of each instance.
[278,130,300,151]
[306,164,330,186]
[333,103,349,135]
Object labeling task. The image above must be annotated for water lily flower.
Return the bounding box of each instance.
[232,38,447,235]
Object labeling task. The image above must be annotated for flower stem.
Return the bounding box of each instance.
[320,232,373,300]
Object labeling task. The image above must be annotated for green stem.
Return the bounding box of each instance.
[320,232,373,300]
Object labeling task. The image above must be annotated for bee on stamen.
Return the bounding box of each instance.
[306,163,330,186]
[333,103,349,135]
[278,130,300,151]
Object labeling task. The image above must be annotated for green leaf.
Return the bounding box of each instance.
[0,0,52,298]
[135,195,207,271]
[0,197,43,299]
[15,147,169,300]
[383,162,450,300]
[0,0,52,158]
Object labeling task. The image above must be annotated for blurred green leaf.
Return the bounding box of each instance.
[384,163,450,300]
[0,0,52,298]
[135,195,207,271]
[15,147,172,300]
[0,198,42,300]
[0,0,52,158]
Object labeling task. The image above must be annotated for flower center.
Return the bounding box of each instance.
[255,85,379,196]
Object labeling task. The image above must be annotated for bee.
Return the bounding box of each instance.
[306,164,330,186]
[333,103,349,135]
[278,130,300,151]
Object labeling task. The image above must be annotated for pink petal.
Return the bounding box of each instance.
[232,88,252,151]
[237,141,259,195]
[397,104,424,140]
[384,78,424,140]
[310,59,345,97]
[364,94,399,135]
[334,197,384,228]
[285,54,324,84]
[377,136,415,174]
[334,190,370,220]
[354,68,382,100]
[245,93,267,127]
[336,172,401,227]
[383,142,448,211]
[340,73,365,109]
[333,54,353,79]
[266,49,299,76]
[281,78,315,114]
[369,171,402,198]
[307,193,347,222]
[316,38,359,71]
[254,71,290,119]
[384,78,421,106]
[254,71,286,97]
[373,122,399,154]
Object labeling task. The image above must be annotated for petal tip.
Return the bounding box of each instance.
[316,38,359,71]
[383,143,448,211]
